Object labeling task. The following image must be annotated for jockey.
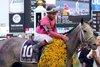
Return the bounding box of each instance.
[33,5,69,52]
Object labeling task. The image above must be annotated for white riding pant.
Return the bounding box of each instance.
[34,32,53,43]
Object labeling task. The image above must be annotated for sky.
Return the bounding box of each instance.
[46,0,55,4]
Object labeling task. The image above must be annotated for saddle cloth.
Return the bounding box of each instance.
[20,40,39,63]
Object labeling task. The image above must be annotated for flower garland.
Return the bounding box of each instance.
[38,38,67,67]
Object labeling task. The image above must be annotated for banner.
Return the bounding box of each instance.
[91,0,100,32]
[92,0,100,11]
[9,0,24,13]
[9,13,24,32]
[9,0,25,32]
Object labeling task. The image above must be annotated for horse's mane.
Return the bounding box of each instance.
[63,27,75,35]
[63,23,82,36]
[64,18,85,35]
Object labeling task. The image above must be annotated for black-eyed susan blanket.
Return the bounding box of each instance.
[38,38,67,67]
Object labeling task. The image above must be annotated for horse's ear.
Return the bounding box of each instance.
[81,18,84,24]
[88,19,93,24]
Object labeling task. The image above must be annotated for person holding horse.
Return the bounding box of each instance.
[79,44,94,67]
[33,5,69,53]
[87,36,100,67]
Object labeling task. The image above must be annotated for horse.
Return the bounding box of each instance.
[0,19,97,67]
[66,19,97,67]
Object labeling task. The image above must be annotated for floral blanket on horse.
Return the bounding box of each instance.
[38,38,67,67]
[20,40,39,63]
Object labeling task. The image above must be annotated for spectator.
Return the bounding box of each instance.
[79,44,94,67]
[87,36,100,67]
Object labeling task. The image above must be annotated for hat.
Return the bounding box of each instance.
[46,5,59,13]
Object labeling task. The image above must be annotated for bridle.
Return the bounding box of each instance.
[74,23,86,44]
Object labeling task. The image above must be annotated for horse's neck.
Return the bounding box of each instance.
[67,31,80,46]
[66,24,82,52]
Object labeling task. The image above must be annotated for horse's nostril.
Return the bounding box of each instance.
[93,44,96,46]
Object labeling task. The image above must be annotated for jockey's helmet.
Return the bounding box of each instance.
[46,5,59,13]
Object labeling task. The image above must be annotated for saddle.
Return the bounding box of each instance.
[20,39,41,63]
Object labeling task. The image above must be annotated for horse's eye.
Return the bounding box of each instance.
[83,30,87,32]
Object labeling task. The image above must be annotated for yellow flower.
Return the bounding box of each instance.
[38,38,67,67]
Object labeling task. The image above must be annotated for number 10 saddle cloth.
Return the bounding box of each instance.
[20,40,39,63]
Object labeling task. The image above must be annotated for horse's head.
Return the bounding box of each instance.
[65,18,97,51]
[64,19,97,67]
[81,19,97,50]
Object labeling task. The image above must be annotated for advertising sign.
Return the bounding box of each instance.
[9,0,24,13]
[56,0,90,22]
[92,0,100,11]
[9,0,25,32]
[9,13,24,32]
[91,0,100,31]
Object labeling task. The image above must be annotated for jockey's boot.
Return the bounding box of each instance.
[33,42,42,53]
[33,40,47,53]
